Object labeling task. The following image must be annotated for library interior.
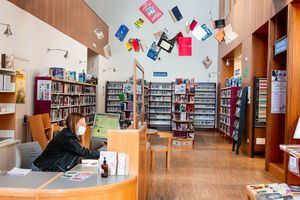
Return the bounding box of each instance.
[0,0,300,199]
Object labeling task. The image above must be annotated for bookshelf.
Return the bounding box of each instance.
[148,82,173,130]
[0,68,16,141]
[144,84,149,125]
[105,81,125,114]
[34,77,97,126]
[219,87,239,137]
[172,80,195,148]
[120,83,134,123]
[194,83,216,129]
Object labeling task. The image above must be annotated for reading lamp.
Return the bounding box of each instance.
[0,23,13,37]
[293,117,300,139]
[103,67,116,73]
[47,48,69,59]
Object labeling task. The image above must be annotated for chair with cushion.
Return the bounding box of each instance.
[149,132,172,171]
[18,142,42,169]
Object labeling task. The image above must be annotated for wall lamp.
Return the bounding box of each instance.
[0,23,13,37]
[47,48,69,59]
[79,60,87,64]
[103,67,116,73]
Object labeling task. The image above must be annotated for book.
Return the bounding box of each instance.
[99,151,117,176]
[169,6,183,22]
[214,29,225,43]
[139,0,163,24]
[132,39,140,52]
[157,32,175,53]
[223,24,238,44]
[117,153,130,175]
[147,42,161,61]
[0,74,3,90]
[178,37,192,56]
[213,19,225,29]
[125,41,133,51]
[49,67,65,79]
[115,25,129,42]
[189,19,198,31]
[192,24,207,41]
[139,39,147,52]
[7,167,31,176]
[134,18,144,29]
[201,24,212,41]
[69,71,76,81]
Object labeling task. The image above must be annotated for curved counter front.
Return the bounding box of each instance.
[0,164,137,200]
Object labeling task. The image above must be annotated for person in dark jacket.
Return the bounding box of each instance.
[32,113,99,172]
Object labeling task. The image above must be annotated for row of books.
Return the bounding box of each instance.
[220,89,232,98]
[148,108,171,113]
[150,96,172,101]
[194,116,215,121]
[0,74,14,91]
[149,114,172,120]
[50,106,96,122]
[172,123,194,131]
[174,104,194,113]
[51,96,96,108]
[149,90,172,96]
[107,89,123,95]
[149,102,172,107]
[173,112,194,121]
[195,99,215,104]
[174,95,195,103]
[195,93,215,98]
[220,99,230,107]
[107,82,123,89]
[52,81,96,95]
[255,78,268,126]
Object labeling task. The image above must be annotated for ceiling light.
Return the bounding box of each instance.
[225,59,230,67]
[0,23,13,37]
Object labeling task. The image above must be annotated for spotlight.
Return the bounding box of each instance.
[47,48,69,59]
[225,59,230,67]
[0,23,13,37]
[103,67,116,73]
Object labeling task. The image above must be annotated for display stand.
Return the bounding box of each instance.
[232,87,248,155]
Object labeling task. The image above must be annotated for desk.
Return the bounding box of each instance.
[0,164,137,200]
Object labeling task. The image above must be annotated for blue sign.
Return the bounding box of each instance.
[274,36,287,56]
[153,72,168,77]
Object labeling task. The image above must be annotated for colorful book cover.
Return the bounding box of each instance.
[132,39,140,52]
[134,18,145,29]
[139,0,163,24]
[115,25,129,42]
[169,6,183,22]
[178,37,192,56]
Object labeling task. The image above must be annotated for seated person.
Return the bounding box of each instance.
[32,113,99,172]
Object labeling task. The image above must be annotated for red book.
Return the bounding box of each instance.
[190,20,198,31]
[178,37,192,56]
[132,39,140,52]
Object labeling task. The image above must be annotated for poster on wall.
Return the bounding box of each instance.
[16,69,26,104]
[271,70,287,114]
[37,80,51,101]
[139,0,163,24]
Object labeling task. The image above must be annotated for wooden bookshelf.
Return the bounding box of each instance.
[0,67,18,170]
[34,77,97,126]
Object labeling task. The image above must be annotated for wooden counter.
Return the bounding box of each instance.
[0,164,137,200]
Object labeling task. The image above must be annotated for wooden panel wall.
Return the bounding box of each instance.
[8,0,108,56]
[219,0,293,59]
[285,2,300,185]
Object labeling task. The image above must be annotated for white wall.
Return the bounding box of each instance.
[85,0,219,83]
[0,0,88,141]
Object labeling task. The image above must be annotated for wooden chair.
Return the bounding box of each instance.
[81,126,92,149]
[28,115,48,150]
[41,113,53,140]
[150,132,172,171]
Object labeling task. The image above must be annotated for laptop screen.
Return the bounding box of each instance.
[91,113,120,139]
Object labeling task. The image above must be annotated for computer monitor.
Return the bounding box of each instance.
[91,113,120,140]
